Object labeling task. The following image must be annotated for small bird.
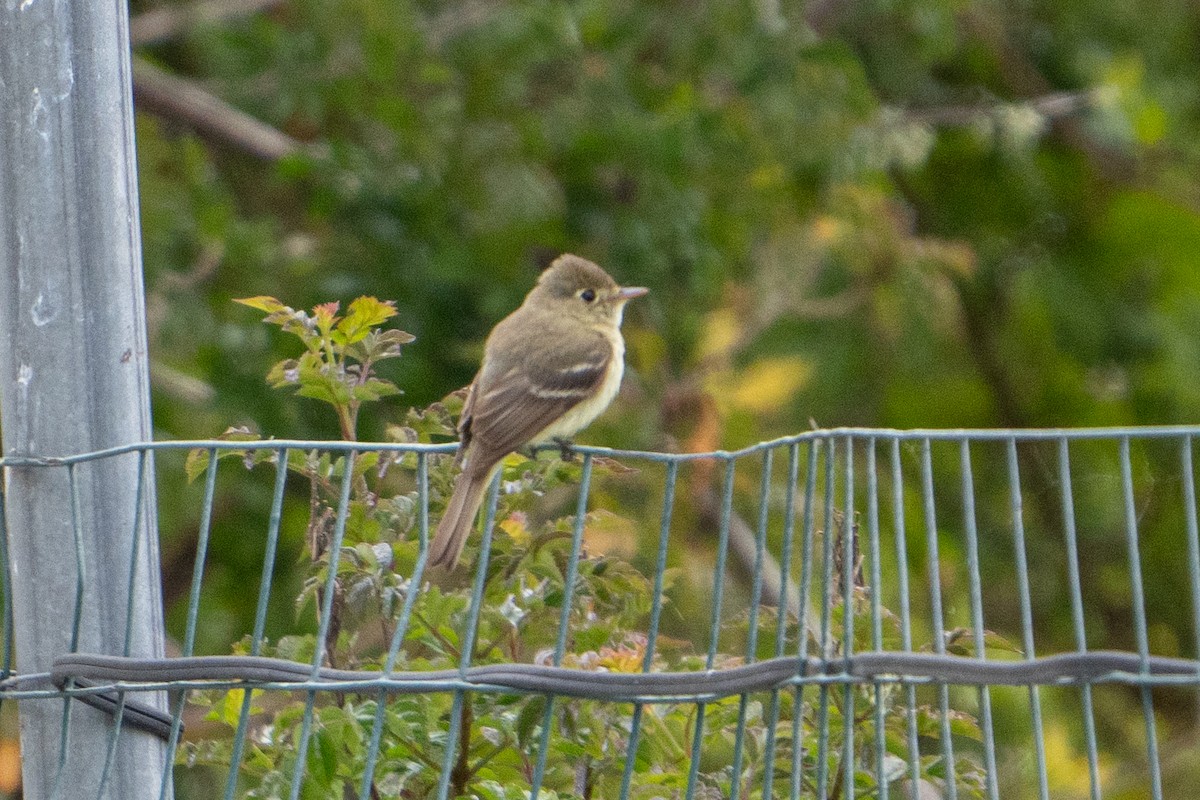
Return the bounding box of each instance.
[429,254,648,568]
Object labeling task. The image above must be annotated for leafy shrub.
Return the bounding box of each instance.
[180,297,986,799]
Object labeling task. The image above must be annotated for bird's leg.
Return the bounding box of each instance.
[552,436,576,462]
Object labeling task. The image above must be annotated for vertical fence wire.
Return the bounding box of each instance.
[1056,438,1103,800]
[359,450,432,799]
[122,452,152,658]
[190,451,224,652]
[891,439,923,795]
[920,440,958,800]
[790,440,820,800]
[959,441,1000,800]
[222,449,290,800]
[1119,437,1164,799]
[814,436,836,798]
[1005,440,1050,800]
[98,452,153,797]
[729,450,773,800]
[161,447,221,798]
[529,454,595,800]
[618,460,678,800]
[840,437,856,800]
[50,463,89,799]
[684,457,737,800]
[0,475,13,696]
[434,474,503,800]
[67,463,86,654]
[287,451,358,800]
[1180,436,1200,733]
[866,440,889,799]
[762,443,800,800]
[96,700,128,800]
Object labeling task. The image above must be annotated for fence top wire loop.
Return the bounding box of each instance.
[1,423,1200,467]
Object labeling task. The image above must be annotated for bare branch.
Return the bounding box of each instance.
[423,1,499,50]
[150,362,217,405]
[804,0,853,37]
[694,485,818,644]
[959,10,1136,181]
[130,0,285,47]
[132,58,303,161]
[904,89,1099,127]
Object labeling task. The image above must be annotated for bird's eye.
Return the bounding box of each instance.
[580,289,596,303]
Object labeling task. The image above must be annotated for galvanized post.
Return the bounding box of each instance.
[0,1,171,799]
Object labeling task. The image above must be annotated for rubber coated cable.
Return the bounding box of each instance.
[50,650,1200,707]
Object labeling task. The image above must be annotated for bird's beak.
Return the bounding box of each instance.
[617,286,649,301]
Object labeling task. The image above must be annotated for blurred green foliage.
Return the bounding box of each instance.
[129,0,1200,795]
[138,0,1200,445]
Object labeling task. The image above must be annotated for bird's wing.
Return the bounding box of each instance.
[454,380,478,466]
[462,322,612,462]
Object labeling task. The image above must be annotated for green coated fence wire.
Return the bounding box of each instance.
[3,426,1200,799]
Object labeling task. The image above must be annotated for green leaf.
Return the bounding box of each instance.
[352,377,402,402]
[332,296,399,346]
[375,327,416,348]
[266,358,302,388]
[345,328,415,362]
[946,709,983,742]
[306,726,339,786]
[352,450,380,478]
[217,688,261,728]
[184,449,212,483]
[980,628,1025,656]
[274,634,317,663]
[234,296,289,314]
[515,696,546,747]
[942,627,1024,657]
[296,375,353,406]
[184,426,265,481]
[400,402,458,442]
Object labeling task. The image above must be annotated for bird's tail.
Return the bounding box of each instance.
[429,463,497,568]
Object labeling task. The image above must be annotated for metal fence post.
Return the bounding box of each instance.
[0,1,170,798]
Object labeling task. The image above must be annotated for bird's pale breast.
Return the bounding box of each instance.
[531,324,625,443]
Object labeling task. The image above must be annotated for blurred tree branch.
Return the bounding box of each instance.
[804,0,853,36]
[904,89,1099,128]
[693,483,809,626]
[424,1,499,49]
[959,9,1137,181]
[130,0,284,47]
[130,0,302,160]
[132,58,303,160]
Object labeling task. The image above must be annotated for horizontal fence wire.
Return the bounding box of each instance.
[3,428,1200,798]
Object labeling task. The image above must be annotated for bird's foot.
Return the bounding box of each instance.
[552,436,577,462]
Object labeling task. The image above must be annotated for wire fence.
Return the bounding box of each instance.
[3,427,1200,798]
